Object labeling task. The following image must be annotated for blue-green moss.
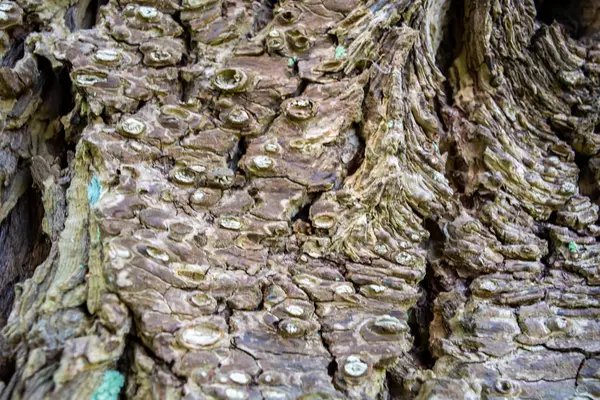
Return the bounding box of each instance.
[568,241,579,254]
[87,176,102,205]
[91,370,124,400]
[335,46,347,60]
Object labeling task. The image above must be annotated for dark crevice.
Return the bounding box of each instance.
[135,99,149,113]
[62,102,88,148]
[345,123,366,178]
[339,80,369,183]
[64,7,77,32]
[0,48,75,337]
[589,155,600,206]
[0,355,15,388]
[575,356,587,388]
[341,73,370,182]
[535,0,599,39]
[172,11,193,66]
[291,195,317,235]
[575,153,596,200]
[179,72,192,103]
[229,136,248,172]
[434,0,463,90]
[291,198,313,224]
[386,371,404,400]
[37,56,77,177]
[221,0,228,18]
[444,144,468,196]
[0,182,51,393]
[0,184,50,328]
[290,78,309,98]
[83,0,108,30]
[550,114,598,202]
[407,218,444,370]
[433,95,450,134]
[36,56,74,121]
[407,270,435,370]
[537,219,554,278]
[116,325,137,395]
[252,0,278,36]
[440,78,454,110]
[328,34,339,53]
[0,35,25,68]
[327,358,337,378]
[56,68,75,117]
[66,0,108,31]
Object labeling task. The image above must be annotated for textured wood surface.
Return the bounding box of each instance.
[0,0,599,398]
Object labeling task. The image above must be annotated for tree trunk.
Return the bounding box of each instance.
[0,0,599,398]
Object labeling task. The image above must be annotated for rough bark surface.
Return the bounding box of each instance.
[0,0,599,398]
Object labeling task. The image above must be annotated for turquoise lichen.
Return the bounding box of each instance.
[287,56,297,67]
[387,120,394,128]
[91,370,124,400]
[335,45,346,60]
[568,241,579,254]
[87,176,102,205]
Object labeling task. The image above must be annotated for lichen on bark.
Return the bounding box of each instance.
[0,0,599,399]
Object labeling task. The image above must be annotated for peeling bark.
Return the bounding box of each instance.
[0,0,599,399]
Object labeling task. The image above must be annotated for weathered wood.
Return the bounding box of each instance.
[0,0,599,398]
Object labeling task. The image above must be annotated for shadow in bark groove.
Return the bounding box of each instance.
[252,0,278,36]
[535,0,600,38]
[407,263,435,369]
[434,0,463,90]
[0,36,25,68]
[345,122,366,179]
[0,185,50,327]
[65,0,109,31]
[406,218,445,371]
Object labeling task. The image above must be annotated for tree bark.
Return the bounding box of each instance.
[0,0,599,398]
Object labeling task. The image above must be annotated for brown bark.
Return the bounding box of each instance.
[0,0,599,398]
